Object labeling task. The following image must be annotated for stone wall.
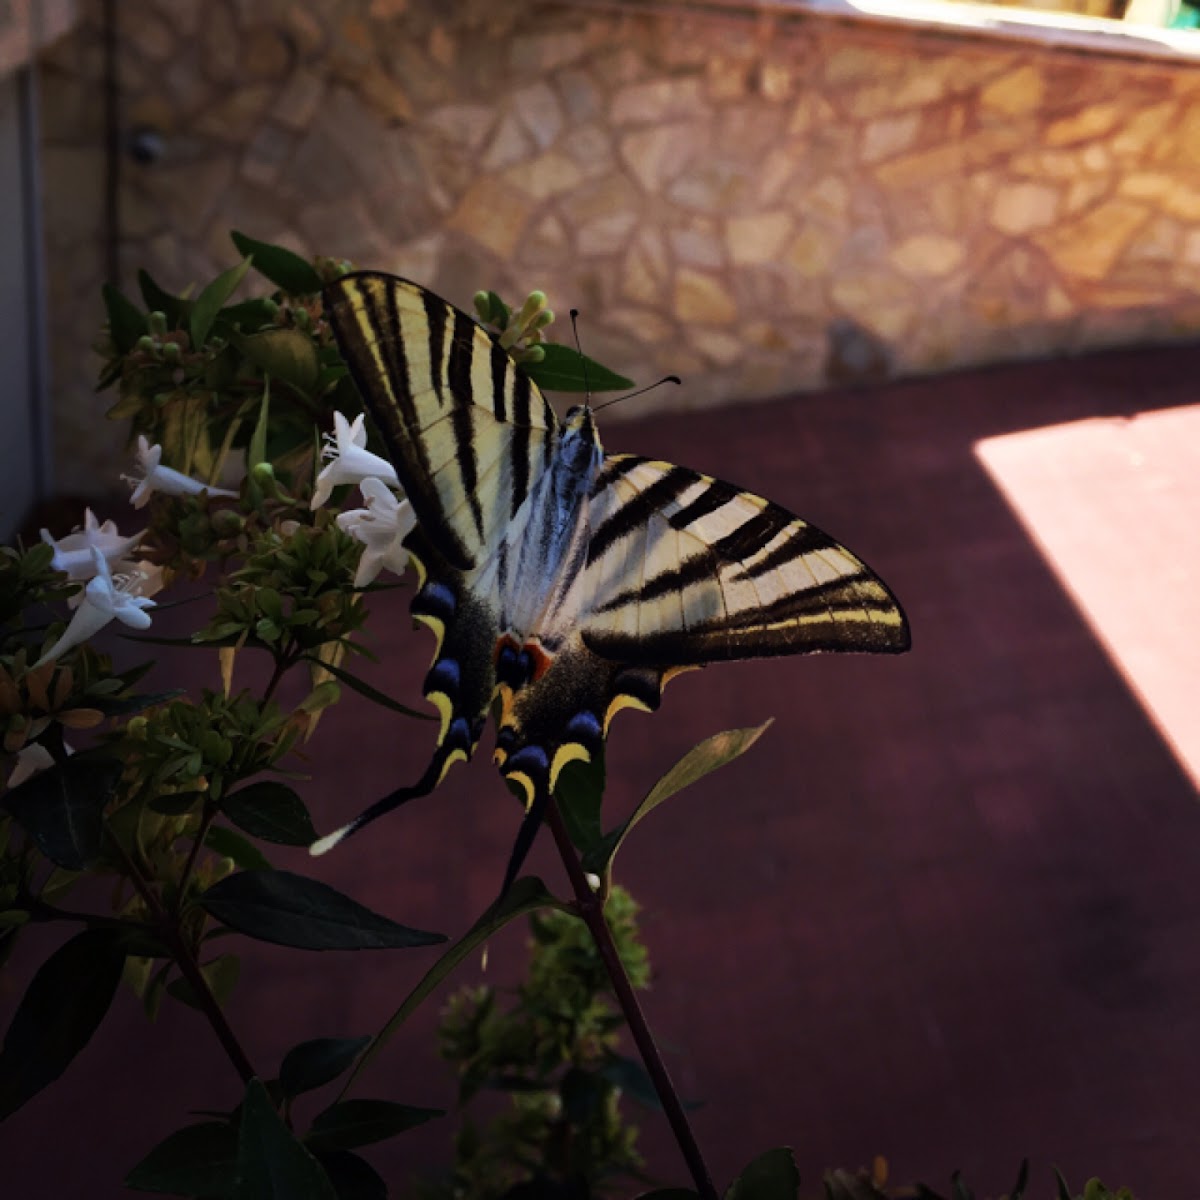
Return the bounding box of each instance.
[37,0,1200,490]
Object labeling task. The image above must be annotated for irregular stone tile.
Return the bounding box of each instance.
[446,176,530,259]
[509,30,587,74]
[890,234,965,278]
[989,182,1060,236]
[515,81,564,151]
[1157,102,1200,170]
[194,85,275,142]
[519,212,572,267]
[1064,176,1111,216]
[272,69,325,131]
[670,224,725,269]
[601,307,676,344]
[394,234,445,284]
[570,174,642,225]
[611,77,705,125]
[126,9,175,62]
[563,123,615,172]
[1119,172,1200,221]
[622,122,709,193]
[242,26,294,82]
[198,0,241,83]
[482,113,534,171]
[727,212,793,266]
[861,112,921,164]
[558,68,602,122]
[786,227,839,280]
[674,269,737,325]
[1034,200,1151,282]
[1045,102,1125,147]
[758,62,793,103]
[504,152,583,201]
[698,330,746,367]
[831,271,916,341]
[846,71,949,121]
[428,25,456,68]
[755,146,798,206]
[980,65,1045,117]
[425,104,496,153]
[356,67,414,125]
[577,212,637,256]
[1112,100,1179,158]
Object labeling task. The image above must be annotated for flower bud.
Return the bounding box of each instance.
[148,311,168,336]
[136,335,157,354]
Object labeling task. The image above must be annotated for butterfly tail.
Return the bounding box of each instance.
[498,781,550,899]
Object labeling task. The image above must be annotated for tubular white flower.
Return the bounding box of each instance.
[122,435,237,509]
[40,508,143,581]
[33,548,157,667]
[336,477,416,586]
[311,412,398,510]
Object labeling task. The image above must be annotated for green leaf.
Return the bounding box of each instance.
[725,1147,800,1200]
[522,343,633,393]
[205,825,273,871]
[148,790,206,816]
[126,1121,239,1195]
[280,1036,371,1098]
[1010,1160,1030,1200]
[300,654,432,720]
[232,231,324,295]
[191,257,254,349]
[305,1099,442,1153]
[249,381,271,470]
[583,722,772,877]
[554,750,605,857]
[137,268,187,330]
[237,328,320,395]
[314,1150,386,1200]
[216,297,278,334]
[0,927,126,1120]
[237,1077,338,1200]
[198,869,447,951]
[341,875,565,1096]
[102,283,147,353]
[166,954,241,1012]
[1054,1171,1073,1200]
[222,782,319,846]
[2,756,122,870]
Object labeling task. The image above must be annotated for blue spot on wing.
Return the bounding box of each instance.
[506,745,549,776]
[427,658,460,692]
[565,711,602,741]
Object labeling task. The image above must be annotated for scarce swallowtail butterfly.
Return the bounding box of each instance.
[313,272,910,886]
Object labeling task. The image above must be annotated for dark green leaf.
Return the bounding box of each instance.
[126,1121,238,1195]
[216,297,278,333]
[222,782,319,846]
[1054,1170,1073,1200]
[166,954,241,1012]
[3,756,122,869]
[205,825,273,871]
[342,876,565,1095]
[725,1148,800,1200]
[249,382,271,469]
[137,268,187,329]
[232,231,324,295]
[305,1099,442,1152]
[951,1173,973,1200]
[237,1077,338,1200]
[237,328,320,395]
[0,927,126,1120]
[199,869,447,951]
[522,343,633,393]
[583,722,772,877]
[300,655,431,719]
[554,751,605,857]
[191,257,254,349]
[280,1036,371,1098]
[94,687,185,716]
[315,1150,386,1200]
[1010,1160,1029,1200]
[148,790,205,816]
[102,283,147,353]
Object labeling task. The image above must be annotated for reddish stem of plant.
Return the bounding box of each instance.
[544,798,719,1200]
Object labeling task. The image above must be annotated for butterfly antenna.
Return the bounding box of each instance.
[569,308,593,408]
[593,375,682,415]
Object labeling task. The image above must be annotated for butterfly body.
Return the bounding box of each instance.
[313,272,910,875]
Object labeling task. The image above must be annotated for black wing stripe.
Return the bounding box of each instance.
[593,454,646,491]
[668,478,739,530]
[422,288,448,410]
[594,551,717,614]
[711,505,791,561]
[587,466,698,564]
[445,309,485,540]
[511,368,531,514]
[490,340,509,422]
[732,523,840,581]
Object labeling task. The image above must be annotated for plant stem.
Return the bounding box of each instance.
[174,802,216,915]
[544,798,718,1200]
[107,830,257,1085]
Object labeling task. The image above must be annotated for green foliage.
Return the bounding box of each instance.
[416,887,649,1199]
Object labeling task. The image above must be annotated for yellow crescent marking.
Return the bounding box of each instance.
[428,690,453,742]
[550,742,591,791]
[437,748,468,783]
[413,611,446,658]
[493,747,508,767]
[505,771,537,810]
[408,550,429,589]
[661,664,700,687]
[603,692,653,736]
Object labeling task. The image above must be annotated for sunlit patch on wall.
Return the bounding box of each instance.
[975,404,1200,792]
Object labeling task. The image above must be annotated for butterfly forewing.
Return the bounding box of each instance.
[580,460,909,665]
[324,273,560,571]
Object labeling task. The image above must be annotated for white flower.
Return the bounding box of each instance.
[8,743,56,788]
[311,412,398,510]
[33,548,157,667]
[336,477,416,586]
[40,508,143,581]
[123,435,237,509]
